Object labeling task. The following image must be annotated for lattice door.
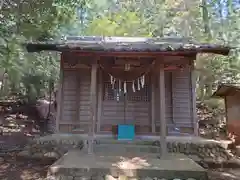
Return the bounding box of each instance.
[102,77,151,134]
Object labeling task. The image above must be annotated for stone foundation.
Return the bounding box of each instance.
[18,134,233,164]
[18,135,84,160]
[154,140,233,163]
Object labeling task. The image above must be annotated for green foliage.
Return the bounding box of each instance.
[0,0,239,111]
[0,0,81,101]
[86,10,151,36]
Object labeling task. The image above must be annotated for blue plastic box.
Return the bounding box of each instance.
[117,124,135,140]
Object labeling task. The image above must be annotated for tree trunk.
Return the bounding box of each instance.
[227,0,233,17]
[218,0,225,43]
[201,0,212,40]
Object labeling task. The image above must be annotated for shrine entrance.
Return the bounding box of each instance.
[99,56,153,134]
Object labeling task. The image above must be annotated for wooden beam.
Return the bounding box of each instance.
[88,61,98,154]
[159,64,167,157]
[97,69,103,132]
[56,69,63,133]
[151,74,156,133]
[190,63,198,136]
[71,51,197,57]
[224,96,229,136]
[56,55,64,133]
[63,64,91,70]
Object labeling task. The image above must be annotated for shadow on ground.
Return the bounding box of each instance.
[0,156,51,180]
[208,169,240,180]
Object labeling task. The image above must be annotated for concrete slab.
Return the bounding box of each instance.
[49,150,207,180]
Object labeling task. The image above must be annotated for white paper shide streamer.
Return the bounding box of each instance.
[140,75,145,88]
[123,81,127,94]
[132,81,136,92]
[110,75,116,89]
[119,79,122,93]
[137,78,140,91]
[109,74,146,100]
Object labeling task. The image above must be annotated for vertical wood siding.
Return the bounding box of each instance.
[226,94,240,144]
[60,70,91,133]
[61,71,78,123]
[171,69,192,128]
[226,94,240,123]
[59,68,193,134]
[155,72,172,130]
[78,70,91,129]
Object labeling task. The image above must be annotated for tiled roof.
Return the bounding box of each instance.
[25,36,230,56]
[212,84,240,97]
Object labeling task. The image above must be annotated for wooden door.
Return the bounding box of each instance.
[101,75,151,134]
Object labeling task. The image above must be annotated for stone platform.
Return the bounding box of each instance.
[48,150,207,180]
[16,134,238,179]
[18,134,233,165]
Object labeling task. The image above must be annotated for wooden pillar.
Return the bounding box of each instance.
[159,64,167,157]
[75,73,81,124]
[170,72,175,124]
[224,96,228,136]
[151,74,156,133]
[56,61,64,133]
[191,65,198,136]
[88,61,97,154]
[97,69,103,132]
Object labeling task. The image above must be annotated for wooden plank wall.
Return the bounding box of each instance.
[172,68,193,132]
[60,71,78,124]
[154,72,172,132]
[78,70,91,132]
[59,70,91,133]
[154,69,193,133]
[226,94,240,144]
[59,68,194,134]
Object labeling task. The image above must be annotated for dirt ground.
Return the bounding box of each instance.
[0,135,240,180]
[208,169,240,180]
[0,116,240,180]
[0,156,50,180]
[0,112,49,180]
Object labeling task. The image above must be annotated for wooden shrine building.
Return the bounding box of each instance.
[212,84,240,144]
[26,36,230,154]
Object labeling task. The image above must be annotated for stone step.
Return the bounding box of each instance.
[93,144,161,154]
[48,150,207,180]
